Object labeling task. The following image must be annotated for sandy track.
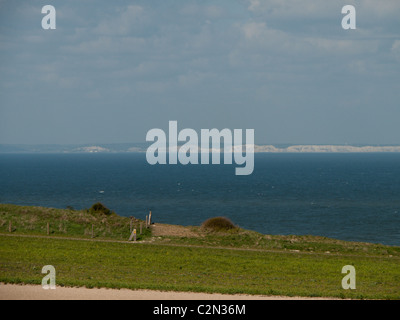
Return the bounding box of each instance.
[151,224,200,238]
[0,284,336,300]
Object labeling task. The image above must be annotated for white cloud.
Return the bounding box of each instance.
[239,21,371,57]
[242,22,266,40]
[305,37,379,55]
[246,0,400,18]
[95,5,145,36]
[246,0,338,19]
[392,40,400,60]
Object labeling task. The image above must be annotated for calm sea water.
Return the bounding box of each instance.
[0,153,399,246]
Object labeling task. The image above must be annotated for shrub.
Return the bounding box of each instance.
[89,203,114,216]
[201,216,236,232]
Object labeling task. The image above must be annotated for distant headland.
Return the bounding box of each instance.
[1,143,400,154]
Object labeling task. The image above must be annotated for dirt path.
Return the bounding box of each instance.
[151,224,200,237]
[0,284,337,300]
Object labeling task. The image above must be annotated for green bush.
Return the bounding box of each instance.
[202,217,236,232]
[89,203,114,216]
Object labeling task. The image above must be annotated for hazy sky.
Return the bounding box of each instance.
[0,0,399,145]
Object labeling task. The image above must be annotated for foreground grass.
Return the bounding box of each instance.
[1,203,400,299]
[1,235,399,299]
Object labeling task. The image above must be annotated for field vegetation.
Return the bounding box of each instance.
[1,204,399,299]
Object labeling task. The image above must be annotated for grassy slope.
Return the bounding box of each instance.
[1,204,400,299]
[0,203,151,241]
[152,228,400,258]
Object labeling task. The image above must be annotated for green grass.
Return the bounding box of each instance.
[154,230,400,258]
[1,235,399,299]
[1,203,400,299]
[0,203,151,241]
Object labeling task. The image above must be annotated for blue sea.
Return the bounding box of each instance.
[0,153,399,246]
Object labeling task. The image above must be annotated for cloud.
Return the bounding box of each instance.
[95,5,146,36]
[392,40,400,61]
[246,0,339,19]
[237,20,377,61]
[246,0,400,18]
[245,0,400,37]
[1,0,399,145]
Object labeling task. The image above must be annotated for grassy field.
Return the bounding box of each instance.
[1,204,400,299]
[152,228,400,258]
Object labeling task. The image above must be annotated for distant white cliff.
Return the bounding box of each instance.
[74,146,110,153]
[254,145,400,153]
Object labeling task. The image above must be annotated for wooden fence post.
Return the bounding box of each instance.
[129,228,137,242]
[9,221,12,233]
[149,211,152,226]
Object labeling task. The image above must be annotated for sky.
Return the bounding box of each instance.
[0,0,399,145]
